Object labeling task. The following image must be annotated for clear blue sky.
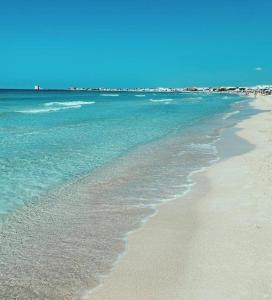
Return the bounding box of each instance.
[1,0,272,88]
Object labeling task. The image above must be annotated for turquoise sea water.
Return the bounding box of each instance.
[0,90,252,299]
[0,90,244,215]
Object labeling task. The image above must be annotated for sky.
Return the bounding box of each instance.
[0,0,272,88]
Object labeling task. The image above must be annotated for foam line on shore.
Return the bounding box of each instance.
[88,96,270,300]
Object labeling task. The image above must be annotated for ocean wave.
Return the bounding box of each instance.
[149,99,173,103]
[100,94,119,97]
[135,94,146,97]
[16,101,95,114]
[17,106,82,114]
[44,101,95,107]
[222,110,240,120]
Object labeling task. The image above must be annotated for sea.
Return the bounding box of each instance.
[0,90,254,299]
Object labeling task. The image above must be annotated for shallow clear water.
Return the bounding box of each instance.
[0,90,252,299]
[0,91,244,215]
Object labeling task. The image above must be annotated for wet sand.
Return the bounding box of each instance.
[88,95,272,299]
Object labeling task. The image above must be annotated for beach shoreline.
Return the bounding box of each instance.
[88,95,272,299]
[1,91,251,299]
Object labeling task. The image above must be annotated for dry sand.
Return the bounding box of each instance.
[88,95,272,300]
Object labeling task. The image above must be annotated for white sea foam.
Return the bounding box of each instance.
[149,99,173,103]
[44,101,95,107]
[100,94,119,97]
[17,106,82,114]
[135,94,146,97]
[17,101,95,114]
[222,110,240,120]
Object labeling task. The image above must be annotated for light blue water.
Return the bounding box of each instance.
[0,91,243,215]
[0,90,253,299]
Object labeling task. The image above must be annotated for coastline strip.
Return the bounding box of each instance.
[89,95,272,299]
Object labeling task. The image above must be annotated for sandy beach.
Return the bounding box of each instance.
[88,95,272,300]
